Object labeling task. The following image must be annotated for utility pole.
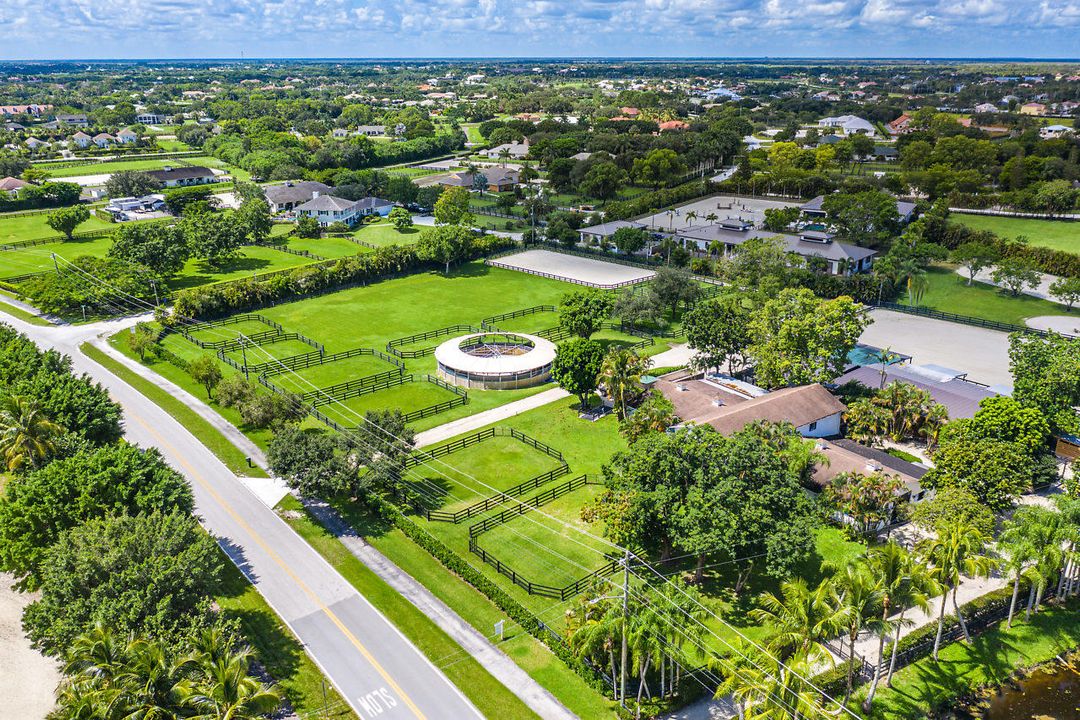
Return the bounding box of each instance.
[620,548,630,708]
[150,279,159,307]
[240,336,249,380]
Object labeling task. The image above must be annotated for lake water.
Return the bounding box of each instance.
[981,663,1080,719]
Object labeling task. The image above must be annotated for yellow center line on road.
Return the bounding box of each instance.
[128,410,428,720]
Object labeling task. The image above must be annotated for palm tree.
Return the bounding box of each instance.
[920,519,996,660]
[598,348,651,422]
[1053,495,1080,600]
[863,542,935,709]
[182,633,281,720]
[749,578,841,662]
[685,211,698,228]
[827,558,884,704]
[884,557,937,688]
[1000,507,1045,628]
[715,644,824,720]
[0,394,62,472]
[705,212,719,226]
[567,589,623,702]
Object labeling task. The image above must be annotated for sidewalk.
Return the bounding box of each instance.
[414,387,569,448]
[301,498,579,720]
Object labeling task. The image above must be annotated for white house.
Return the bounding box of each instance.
[1040,124,1073,139]
[71,131,92,149]
[293,193,393,227]
[92,132,115,149]
[116,128,138,144]
[25,137,49,150]
[818,115,877,136]
[144,166,218,188]
[484,139,529,160]
[136,112,169,125]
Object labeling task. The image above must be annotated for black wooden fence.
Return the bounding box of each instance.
[386,324,481,358]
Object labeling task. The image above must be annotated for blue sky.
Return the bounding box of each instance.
[1,0,1078,60]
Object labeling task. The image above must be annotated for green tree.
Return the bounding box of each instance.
[1033,178,1078,216]
[991,256,1040,296]
[951,241,1000,286]
[822,471,906,533]
[632,149,686,189]
[611,226,648,256]
[235,194,273,244]
[45,205,90,241]
[23,510,221,654]
[598,348,650,421]
[821,190,901,248]
[351,408,416,494]
[648,266,700,320]
[127,322,158,360]
[108,222,189,275]
[388,206,413,230]
[1009,332,1080,434]
[0,444,192,589]
[104,170,161,199]
[579,161,626,200]
[1049,275,1080,310]
[0,394,62,473]
[433,186,473,226]
[294,214,320,238]
[910,485,995,537]
[947,395,1050,457]
[682,292,752,374]
[748,288,870,389]
[923,437,1032,512]
[550,337,605,409]
[188,355,223,399]
[559,290,615,339]
[417,224,474,274]
[762,206,800,232]
[618,391,675,444]
[267,425,349,497]
[181,212,245,267]
[749,578,840,661]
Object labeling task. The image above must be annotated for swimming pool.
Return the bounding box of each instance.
[846,343,907,367]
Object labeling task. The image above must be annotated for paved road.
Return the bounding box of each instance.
[1,312,483,720]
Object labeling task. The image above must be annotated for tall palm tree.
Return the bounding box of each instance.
[0,394,62,472]
[715,644,824,720]
[685,211,698,228]
[884,557,938,688]
[567,590,623,702]
[1000,507,1045,628]
[827,558,884,704]
[1053,495,1080,600]
[598,348,651,422]
[705,212,719,226]
[182,642,281,720]
[749,578,841,662]
[920,519,996,660]
[862,542,935,709]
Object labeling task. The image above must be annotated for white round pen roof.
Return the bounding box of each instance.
[434,333,557,376]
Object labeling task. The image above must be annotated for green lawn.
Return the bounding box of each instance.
[901,265,1073,326]
[284,235,366,259]
[276,495,546,720]
[952,214,1080,254]
[167,246,318,291]
[405,434,564,514]
[0,234,116,279]
[0,212,116,244]
[351,221,425,247]
[855,600,1080,719]
[214,553,358,719]
[319,377,461,426]
[461,124,485,144]
[41,158,188,178]
[154,139,192,152]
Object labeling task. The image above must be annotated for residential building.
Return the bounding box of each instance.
[116,128,139,144]
[973,103,999,114]
[577,220,650,246]
[440,167,520,193]
[831,362,1001,418]
[71,131,92,149]
[1020,102,1047,116]
[144,165,218,188]
[293,193,393,227]
[356,125,386,137]
[0,104,52,116]
[24,137,48,150]
[55,113,89,127]
[0,176,28,198]
[658,120,690,132]
[886,114,912,135]
[1040,124,1073,139]
[136,112,169,125]
[264,180,332,213]
[92,132,115,148]
[818,115,877,136]
[483,139,530,160]
[812,438,931,505]
[678,223,877,275]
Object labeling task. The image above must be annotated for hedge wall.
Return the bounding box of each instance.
[602,180,714,221]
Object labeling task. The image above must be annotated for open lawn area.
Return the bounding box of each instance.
[854,600,1080,719]
[167,245,319,291]
[350,221,425,247]
[952,213,1080,254]
[0,234,116,279]
[0,211,116,245]
[901,264,1073,326]
[40,158,186,178]
[284,234,366,258]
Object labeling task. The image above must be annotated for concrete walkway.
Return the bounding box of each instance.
[414,387,570,448]
[954,265,1070,305]
[650,342,692,369]
[301,498,578,720]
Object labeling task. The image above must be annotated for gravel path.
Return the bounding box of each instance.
[0,573,60,719]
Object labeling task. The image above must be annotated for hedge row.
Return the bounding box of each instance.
[171,234,517,319]
[368,497,612,696]
[940,219,1080,277]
